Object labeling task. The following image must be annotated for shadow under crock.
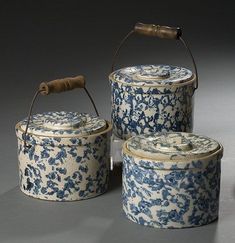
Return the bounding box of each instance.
[98,218,219,243]
[107,164,122,192]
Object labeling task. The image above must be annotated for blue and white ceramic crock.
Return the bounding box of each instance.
[109,65,196,140]
[15,111,112,201]
[122,132,223,228]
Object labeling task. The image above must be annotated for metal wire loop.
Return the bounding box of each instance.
[111,29,198,93]
[23,87,99,149]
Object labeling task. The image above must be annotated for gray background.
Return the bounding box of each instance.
[0,0,235,242]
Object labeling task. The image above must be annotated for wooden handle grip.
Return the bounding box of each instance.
[134,23,182,39]
[39,75,85,95]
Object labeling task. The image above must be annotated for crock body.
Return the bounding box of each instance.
[16,122,112,201]
[122,153,221,228]
[110,69,195,140]
[122,132,223,228]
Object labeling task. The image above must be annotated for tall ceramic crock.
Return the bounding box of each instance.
[109,23,198,140]
[15,76,112,201]
[122,132,223,228]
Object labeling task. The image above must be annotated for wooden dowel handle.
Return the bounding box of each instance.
[134,23,182,39]
[39,75,85,95]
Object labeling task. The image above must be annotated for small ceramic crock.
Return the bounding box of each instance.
[122,132,223,228]
[109,23,198,140]
[15,76,112,201]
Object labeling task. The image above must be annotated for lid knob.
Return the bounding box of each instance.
[152,134,193,152]
[135,66,170,81]
[42,111,87,130]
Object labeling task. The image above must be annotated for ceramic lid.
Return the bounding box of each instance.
[110,64,193,86]
[19,111,107,137]
[125,132,221,161]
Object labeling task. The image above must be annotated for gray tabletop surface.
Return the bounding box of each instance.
[1,76,235,243]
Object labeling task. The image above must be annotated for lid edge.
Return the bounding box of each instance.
[123,139,223,164]
[109,64,195,87]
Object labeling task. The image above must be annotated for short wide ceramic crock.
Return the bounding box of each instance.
[122,132,223,228]
[16,111,112,201]
[109,65,196,140]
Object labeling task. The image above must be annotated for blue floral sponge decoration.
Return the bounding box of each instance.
[110,65,196,140]
[122,132,223,228]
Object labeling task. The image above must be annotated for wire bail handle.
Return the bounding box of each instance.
[111,22,198,91]
[23,75,99,148]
